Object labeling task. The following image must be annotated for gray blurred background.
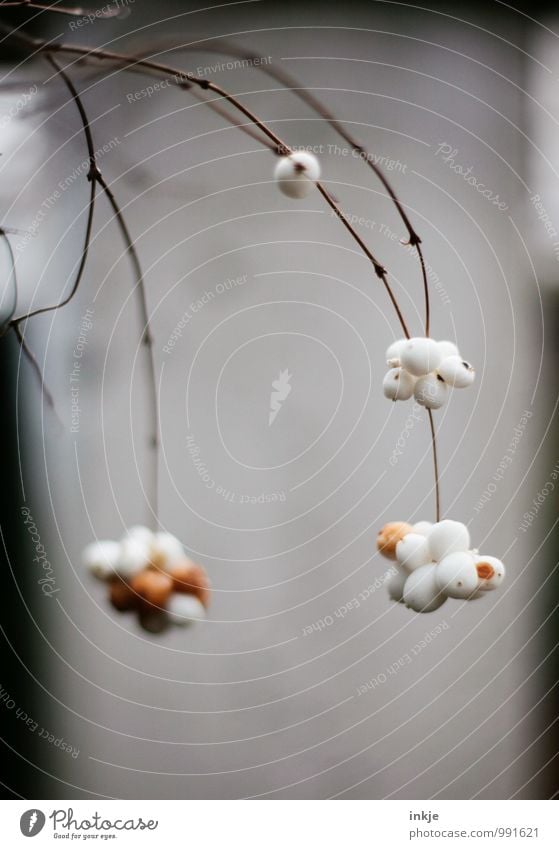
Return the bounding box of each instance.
[1,0,558,799]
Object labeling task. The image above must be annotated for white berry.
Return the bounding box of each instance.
[386,565,408,603]
[396,533,432,571]
[401,337,442,377]
[435,551,478,599]
[383,367,416,401]
[437,340,459,359]
[414,374,447,409]
[413,521,433,536]
[274,152,320,198]
[167,594,206,625]
[385,339,406,367]
[117,536,149,579]
[153,532,184,567]
[474,555,506,591]
[82,540,120,581]
[428,520,471,561]
[438,355,475,388]
[125,525,155,546]
[403,564,447,613]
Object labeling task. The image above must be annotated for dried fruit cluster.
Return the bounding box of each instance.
[82,527,210,633]
[377,521,505,613]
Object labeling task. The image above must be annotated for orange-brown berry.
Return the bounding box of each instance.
[376,521,413,559]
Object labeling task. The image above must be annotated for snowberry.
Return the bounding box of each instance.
[386,339,406,367]
[403,564,447,613]
[386,565,408,603]
[401,337,442,377]
[109,578,137,611]
[383,367,416,401]
[130,569,173,610]
[438,355,475,388]
[435,551,478,599]
[82,540,121,580]
[274,152,321,198]
[167,594,207,626]
[396,533,432,571]
[428,520,470,561]
[414,374,447,409]
[437,340,459,359]
[412,521,433,536]
[153,532,184,568]
[474,555,506,591]
[125,525,155,546]
[377,521,413,560]
[117,536,150,579]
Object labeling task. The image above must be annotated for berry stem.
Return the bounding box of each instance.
[1,26,411,339]
[427,409,441,522]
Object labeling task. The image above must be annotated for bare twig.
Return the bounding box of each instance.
[0,0,120,18]
[1,27,411,337]
[12,322,56,411]
[427,409,440,523]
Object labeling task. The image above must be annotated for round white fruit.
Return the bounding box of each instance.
[437,340,459,359]
[414,374,447,409]
[385,339,406,367]
[401,337,442,377]
[125,525,155,546]
[387,565,408,603]
[438,355,475,388]
[153,532,184,567]
[117,536,149,579]
[428,520,471,561]
[412,521,433,536]
[474,555,506,591]
[396,533,432,571]
[274,152,321,198]
[82,540,121,580]
[167,594,207,625]
[403,564,447,613]
[383,367,416,401]
[435,551,478,599]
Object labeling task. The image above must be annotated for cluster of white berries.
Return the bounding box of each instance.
[377,520,505,613]
[274,151,321,198]
[82,526,210,633]
[383,338,475,409]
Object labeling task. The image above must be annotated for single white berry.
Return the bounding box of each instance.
[428,520,470,561]
[435,551,478,599]
[401,337,442,377]
[117,536,149,579]
[125,525,155,546]
[437,340,459,359]
[403,564,447,613]
[414,374,447,409]
[167,594,207,625]
[474,555,506,591]
[396,533,432,571]
[412,521,433,536]
[274,152,320,198]
[383,367,416,401]
[153,532,184,567]
[385,339,406,367]
[82,540,120,580]
[387,565,408,603]
[438,355,475,388]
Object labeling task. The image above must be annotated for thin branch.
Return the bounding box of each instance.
[12,322,56,411]
[10,55,97,324]
[427,409,440,523]
[0,1,121,17]
[1,28,411,337]
[179,39,431,335]
[0,228,17,327]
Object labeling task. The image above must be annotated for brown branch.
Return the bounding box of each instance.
[427,409,441,523]
[12,322,56,411]
[0,0,120,17]
[1,27,411,336]
[179,39,430,335]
